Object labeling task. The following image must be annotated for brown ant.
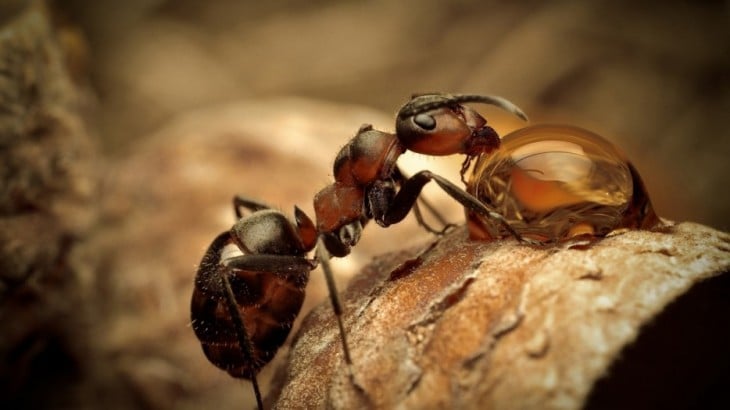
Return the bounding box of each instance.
[191,93,531,409]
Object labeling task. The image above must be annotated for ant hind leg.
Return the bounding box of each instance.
[218,271,265,410]
[233,195,272,218]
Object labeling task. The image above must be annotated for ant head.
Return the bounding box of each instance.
[395,93,528,157]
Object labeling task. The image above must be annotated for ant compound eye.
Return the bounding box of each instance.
[466,124,659,242]
[413,113,436,130]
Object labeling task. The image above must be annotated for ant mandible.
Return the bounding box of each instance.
[191,93,531,409]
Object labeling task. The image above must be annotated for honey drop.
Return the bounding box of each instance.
[467,124,659,242]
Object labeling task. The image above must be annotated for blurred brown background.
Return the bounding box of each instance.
[65,0,729,228]
[2,0,728,409]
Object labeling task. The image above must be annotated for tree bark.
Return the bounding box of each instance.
[271,222,730,409]
[0,0,97,404]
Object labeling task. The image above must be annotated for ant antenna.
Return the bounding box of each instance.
[450,94,528,121]
[398,93,529,122]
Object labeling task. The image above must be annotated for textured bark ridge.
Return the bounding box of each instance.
[271,222,730,409]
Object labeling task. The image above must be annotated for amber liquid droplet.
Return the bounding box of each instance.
[467,124,659,242]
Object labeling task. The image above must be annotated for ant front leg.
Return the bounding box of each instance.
[372,170,534,243]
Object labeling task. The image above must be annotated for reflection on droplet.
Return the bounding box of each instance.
[467,124,659,242]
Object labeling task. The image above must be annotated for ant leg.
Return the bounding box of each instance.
[315,240,374,403]
[233,195,272,218]
[315,240,354,369]
[219,272,265,410]
[225,253,316,274]
[393,167,455,234]
[195,233,315,410]
[415,196,450,227]
[194,232,265,409]
[411,200,455,235]
[376,170,534,243]
[416,197,459,234]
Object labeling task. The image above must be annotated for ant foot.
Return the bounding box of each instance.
[517,235,545,247]
[437,223,458,236]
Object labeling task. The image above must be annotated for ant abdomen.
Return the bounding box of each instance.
[191,231,309,378]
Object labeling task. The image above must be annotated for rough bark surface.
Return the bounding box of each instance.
[0,1,96,403]
[272,223,730,409]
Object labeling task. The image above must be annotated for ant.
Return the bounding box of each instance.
[191,93,532,409]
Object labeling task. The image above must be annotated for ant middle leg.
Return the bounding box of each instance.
[315,241,372,405]
[315,240,353,369]
[390,167,456,235]
[411,200,456,235]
